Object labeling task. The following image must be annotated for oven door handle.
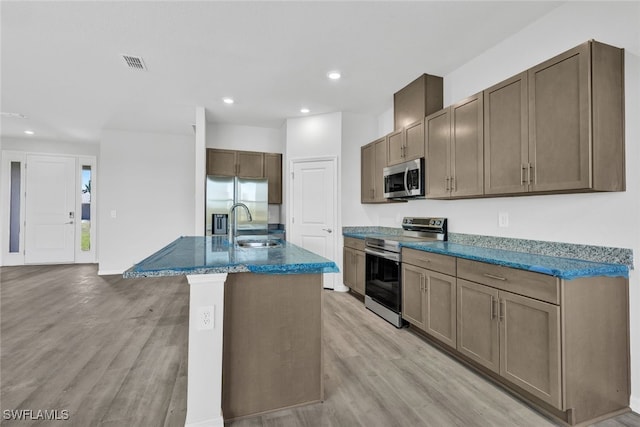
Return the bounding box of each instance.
[365,247,400,262]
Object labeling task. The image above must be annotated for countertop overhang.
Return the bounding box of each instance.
[124,236,339,278]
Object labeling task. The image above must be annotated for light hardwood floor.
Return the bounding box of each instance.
[1,264,638,427]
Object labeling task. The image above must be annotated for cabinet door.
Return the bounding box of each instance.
[425,108,451,198]
[354,250,366,295]
[528,42,590,192]
[450,93,484,198]
[401,263,426,330]
[425,271,457,349]
[386,129,405,166]
[264,153,282,204]
[343,247,357,289]
[457,279,500,374]
[373,138,388,202]
[484,72,529,195]
[499,290,562,409]
[237,151,264,178]
[360,143,375,203]
[404,120,425,161]
[207,149,237,176]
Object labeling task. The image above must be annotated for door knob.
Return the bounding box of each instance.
[65,221,74,224]
[322,228,333,233]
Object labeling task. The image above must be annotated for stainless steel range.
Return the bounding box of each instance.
[364,217,447,328]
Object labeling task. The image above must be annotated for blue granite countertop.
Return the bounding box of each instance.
[343,232,628,280]
[124,236,339,278]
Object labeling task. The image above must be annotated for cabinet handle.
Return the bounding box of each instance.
[421,274,426,292]
[445,176,450,191]
[499,299,505,322]
[451,176,455,192]
[528,163,534,185]
[490,296,497,320]
[521,164,527,185]
[483,273,507,281]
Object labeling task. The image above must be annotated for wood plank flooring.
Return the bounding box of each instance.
[1,264,638,427]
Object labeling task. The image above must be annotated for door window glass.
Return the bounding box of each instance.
[81,165,91,251]
[9,161,21,253]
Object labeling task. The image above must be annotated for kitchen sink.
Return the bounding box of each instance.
[237,239,282,248]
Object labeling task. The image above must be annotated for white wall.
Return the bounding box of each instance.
[206,122,284,154]
[98,129,195,274]
[342,1,640,411]
[1,137,99,157]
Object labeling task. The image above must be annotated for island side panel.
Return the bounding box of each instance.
[222,272,323,420]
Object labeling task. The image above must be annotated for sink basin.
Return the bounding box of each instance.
[237,239,282,248]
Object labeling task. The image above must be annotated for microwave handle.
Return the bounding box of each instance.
[404,167,410,193]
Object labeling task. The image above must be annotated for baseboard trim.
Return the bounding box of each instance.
[184,415,224,427]
[97,269,124,276]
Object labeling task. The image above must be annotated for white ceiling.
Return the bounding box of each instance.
[1,1,564,143]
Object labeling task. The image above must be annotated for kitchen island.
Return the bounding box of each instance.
[124,236,338,427]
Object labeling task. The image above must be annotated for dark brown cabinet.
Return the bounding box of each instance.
[387,120,425,166]
[484,72,529,195]
[394,73,443,130]
[401,249,457,349]
[456,278,561,408]
[343,238,365,295]
[206,148,282,204]
[236,151,264,178]
[425,93,484,199]
[361,137,390,203]
[207,148,263,178]
[264,153,282,204]
[484,40,624,196]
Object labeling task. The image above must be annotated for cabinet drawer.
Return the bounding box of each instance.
[402,248,456,276]
[457,258,559,305]
[344,237,365,252]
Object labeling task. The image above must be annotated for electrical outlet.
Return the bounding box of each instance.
[498,212,509,228]
[197,306,214,330]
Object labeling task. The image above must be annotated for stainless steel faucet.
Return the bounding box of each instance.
[228,203,253,245]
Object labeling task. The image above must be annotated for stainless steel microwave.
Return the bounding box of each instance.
[383,158,425,199]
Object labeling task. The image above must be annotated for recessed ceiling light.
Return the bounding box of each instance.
[327,71,341,80]
[300,108,310,114]
[24,130,35,135]
[222,97,234,104]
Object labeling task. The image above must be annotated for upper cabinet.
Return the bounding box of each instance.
[394,73,444,130]
[387,119,425,166]
[207,148,282,204]
[485,40,625,196]
[207,149,264,178]
[264,153,283,204]
[484,72,529,195]
[426,93,484,199]
[361,137,390,203]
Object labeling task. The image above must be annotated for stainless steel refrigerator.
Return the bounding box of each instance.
[205,176,268,236]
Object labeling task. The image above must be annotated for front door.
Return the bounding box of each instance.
[24,155,76,264]
[290,159,337,289]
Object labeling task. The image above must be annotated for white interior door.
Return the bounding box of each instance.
[291,159,337,289]
[25,155,76,264]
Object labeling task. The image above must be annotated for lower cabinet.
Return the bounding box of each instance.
[457,279,561,408]
[402,250,629,426]
[343,238,365,295]
[402,258,457,349]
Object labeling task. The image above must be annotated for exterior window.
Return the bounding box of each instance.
[9,162,21,253]
[81,165,91,251]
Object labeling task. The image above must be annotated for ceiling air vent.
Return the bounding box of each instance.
[121,54,147,71]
